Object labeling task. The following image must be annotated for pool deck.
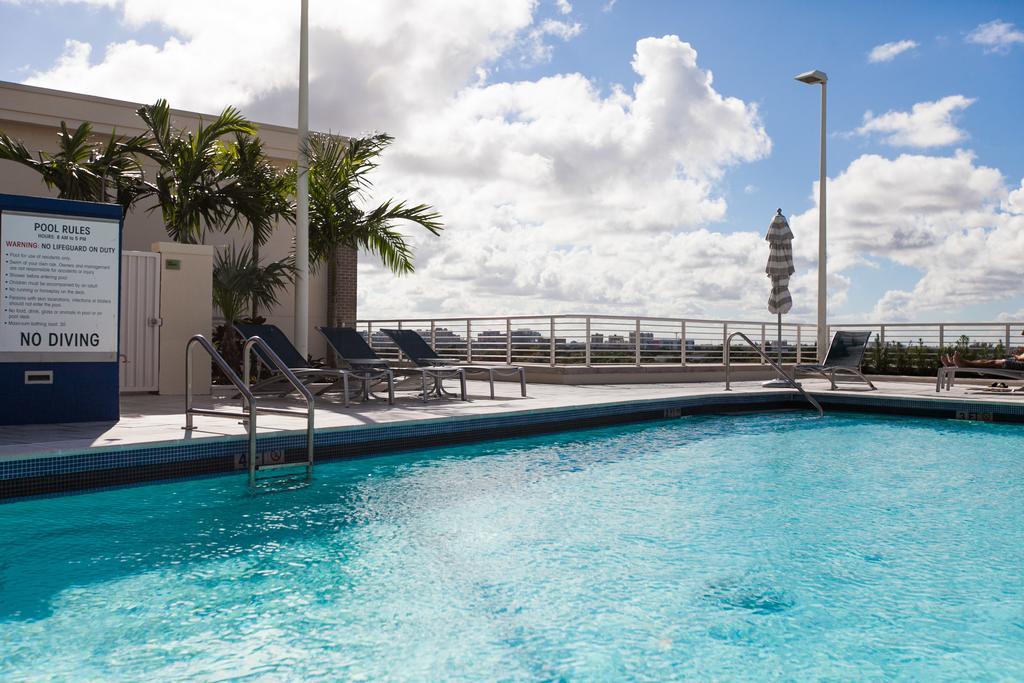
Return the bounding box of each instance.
[2,376,1023,499]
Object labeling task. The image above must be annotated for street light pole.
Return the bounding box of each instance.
[294,0,310,358]
[795,69,828,362]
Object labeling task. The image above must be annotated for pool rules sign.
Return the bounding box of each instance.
[1,210,120,360]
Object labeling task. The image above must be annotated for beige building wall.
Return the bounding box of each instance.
[0,81,335,361]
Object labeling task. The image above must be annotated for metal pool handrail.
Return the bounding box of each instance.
[185,334,260,479]
[242,336,316,486]
[724,331,823,418]
[184,334,316,488]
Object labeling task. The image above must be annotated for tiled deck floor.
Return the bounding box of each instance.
[2,377,1021,461]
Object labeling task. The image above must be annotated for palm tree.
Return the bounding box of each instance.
[221,133,296,318]
[135,99,256,243]
[212,244,295,371]
[303,132,443,333]
[0,121,149,212]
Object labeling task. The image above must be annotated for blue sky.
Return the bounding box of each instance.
[525,0,1024,318]
[1,0,1023,322]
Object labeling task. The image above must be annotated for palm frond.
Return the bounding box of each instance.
[213,244,295,322]
[302,132,442,274]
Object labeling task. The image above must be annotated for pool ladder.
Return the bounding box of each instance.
[184,334,316,487]
[723,331,824,417]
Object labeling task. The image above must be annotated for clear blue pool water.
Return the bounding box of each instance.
[1,412,1023,680]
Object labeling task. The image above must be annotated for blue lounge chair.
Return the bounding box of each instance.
[233,323,394,405]
[382,328,526,399]
[793,330,876,390]
[317,326,467,403]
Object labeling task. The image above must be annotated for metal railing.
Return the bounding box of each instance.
[836,322,1020,372]
[358,314,819,368]
[185,334,315,488]
[356,316,1023,372]
[723,331,823,417]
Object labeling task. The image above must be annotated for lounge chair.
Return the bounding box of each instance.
[317,326,467,403]
[793,330,876,390]
[381,328,526,400]
[233,323,394,405]
[936,365,1024,392]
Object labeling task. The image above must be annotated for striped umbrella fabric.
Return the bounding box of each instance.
[766,209,794,315]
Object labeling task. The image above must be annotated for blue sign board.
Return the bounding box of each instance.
[0,193,123,425]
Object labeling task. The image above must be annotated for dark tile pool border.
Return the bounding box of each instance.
[2,390,1022,500]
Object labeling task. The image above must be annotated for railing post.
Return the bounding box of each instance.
[430,320,437,349]
[466,319,473,363]
[506,318,512,364]
[722,322,728,364]
[938,323,944,355]
[760,323,766,365]
[585,317,592,366]
[1006,324,1012,354]
[796,325,802,364]
[680,321,686,366]
[879,324,885,348]
[724,332,731,390]
[396,320,403,361]
[635,318,641,365]
[549,318,556,366]
[367,322,373,352]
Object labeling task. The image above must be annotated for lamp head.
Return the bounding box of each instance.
[794,69,828,85]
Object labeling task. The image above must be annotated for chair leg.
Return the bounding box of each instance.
[461,371,468,401]
[489,369,495,400]
[387,371,395,405]
[520,368,527,397]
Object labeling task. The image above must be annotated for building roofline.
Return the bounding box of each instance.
[0,80,341,161]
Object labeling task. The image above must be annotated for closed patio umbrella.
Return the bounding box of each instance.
[764,209,794,387]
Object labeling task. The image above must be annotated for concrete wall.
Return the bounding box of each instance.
[0,80,357,363]
[521,364,784,385]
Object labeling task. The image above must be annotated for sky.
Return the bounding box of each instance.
[1,0,1023,323]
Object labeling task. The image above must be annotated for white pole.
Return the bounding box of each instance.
[817,81,827,362]
[294,0,310,357]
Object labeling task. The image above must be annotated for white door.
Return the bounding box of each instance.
[119,251,161,392]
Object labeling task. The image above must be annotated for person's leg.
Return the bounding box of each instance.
[951,350,1004,368]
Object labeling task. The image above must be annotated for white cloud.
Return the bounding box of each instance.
[23,0,541,128]
[997,309,1024,323]
[519,19,583,65]
[787,151,1022,320]
[12,0,1023,323]
[856,95,975,148]
[867,39,918,63]
[1005,179,1024,214]
[966,19,1024,54]
[555,0,572,14]
[18,5,774,318]
[360,35,774,317]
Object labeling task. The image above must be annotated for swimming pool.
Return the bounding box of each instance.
[2,412,1022,679]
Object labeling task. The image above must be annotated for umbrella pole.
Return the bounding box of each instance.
[777,312,783,371]
[763,311,798,388]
